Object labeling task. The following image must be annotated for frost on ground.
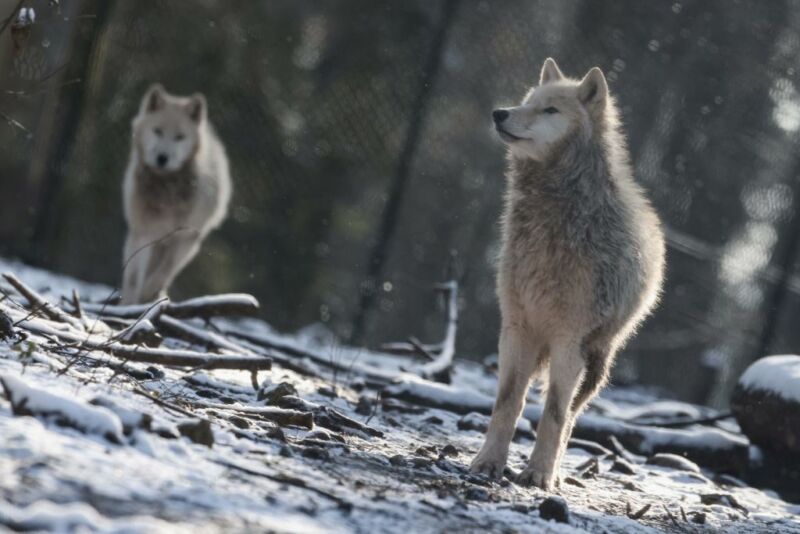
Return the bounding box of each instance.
[0,257,799,533]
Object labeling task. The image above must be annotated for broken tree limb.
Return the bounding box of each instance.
[116,299,167,346]
[383,376,748,473]
[157,314,254,355]
[3,272,84,331]
[10,313,272,371]
[414,280,458,382]
[78,293,260,320]
[218,323,399,385]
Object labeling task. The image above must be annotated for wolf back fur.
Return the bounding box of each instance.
[121,84,231,304]
[470,59,665,490]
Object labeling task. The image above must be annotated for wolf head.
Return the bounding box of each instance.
[493,58,609,162]
[133,84,206,173]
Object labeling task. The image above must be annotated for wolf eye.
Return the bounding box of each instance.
[154,128,163,137]
[174,133,185,141]
[543,107,559,114]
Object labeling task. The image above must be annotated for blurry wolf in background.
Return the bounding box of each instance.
[121,84,231,304]
[470,59,665,490]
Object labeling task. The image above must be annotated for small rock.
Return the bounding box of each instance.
[301,446,330,460]
[511,503,532,514]
[306,429,346,444]
[0,310,15,340]
[440,444,459,457]
[389,454,406,466]
[355,395,373,416]
[317,385,338,398]
[563,476,586,488]
[610,457,637,475]
[539,496,569,524]
[424,415,443,425]
[381,398,426,414]
[415,446,435,457]
[146,366,165,379]
[177,419,214,448]
[279,445,293,457]
[267,427,286,442]
[457,412,489,433]
[464,487,490,502]
[409,456,432,469]
[349,378,365,392]
[258,382,298,404]
[646,453,700,473]
[691,511,706,524]
[228,415,250,429]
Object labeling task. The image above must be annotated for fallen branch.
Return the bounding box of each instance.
[383,376,748,473]
[78,293,260,320]
[3,272,84,331]
[11,313,272,371]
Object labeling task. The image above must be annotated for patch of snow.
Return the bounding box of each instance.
[0,374,124,443]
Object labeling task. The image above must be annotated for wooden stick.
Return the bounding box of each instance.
[3,272,84,331]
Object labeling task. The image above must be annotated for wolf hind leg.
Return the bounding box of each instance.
[470,323,543,479]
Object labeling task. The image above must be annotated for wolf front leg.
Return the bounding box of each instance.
[137,233,201,302]
[518,337,584,490]
[121,233,152,304]
[470,323,541,479]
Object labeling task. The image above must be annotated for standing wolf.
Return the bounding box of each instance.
[121,84,231,304]
[470,59,665,490]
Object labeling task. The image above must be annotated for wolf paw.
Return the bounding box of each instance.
[516,466,558,491]
[469,451,506,479]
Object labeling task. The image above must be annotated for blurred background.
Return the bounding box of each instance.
[2,0,800,407]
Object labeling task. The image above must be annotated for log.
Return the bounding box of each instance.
[731,355,800,502]
[731,355,800,455]
[383,376,748,473]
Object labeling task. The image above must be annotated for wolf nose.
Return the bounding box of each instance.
[492,109,509,123]
[156,153,168,168]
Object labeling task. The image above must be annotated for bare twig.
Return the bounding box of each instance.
[414,280,458,382]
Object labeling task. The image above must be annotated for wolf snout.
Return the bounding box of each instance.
[156,153,169,168]
[492,109,509,124]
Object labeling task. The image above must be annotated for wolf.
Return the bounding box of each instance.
[470,58,665,490]
[120,84,231,304]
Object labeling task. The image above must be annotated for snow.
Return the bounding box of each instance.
[0,374,124,443]
[738,355,800,403]
[1,257,800,533]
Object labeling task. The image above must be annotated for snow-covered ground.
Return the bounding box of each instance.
[1,257,799,533]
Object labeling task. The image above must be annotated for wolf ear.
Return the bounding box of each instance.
[539,58,564,85]
[186,93,206,123]
[578,67,608,109]
[144,84,166,113]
